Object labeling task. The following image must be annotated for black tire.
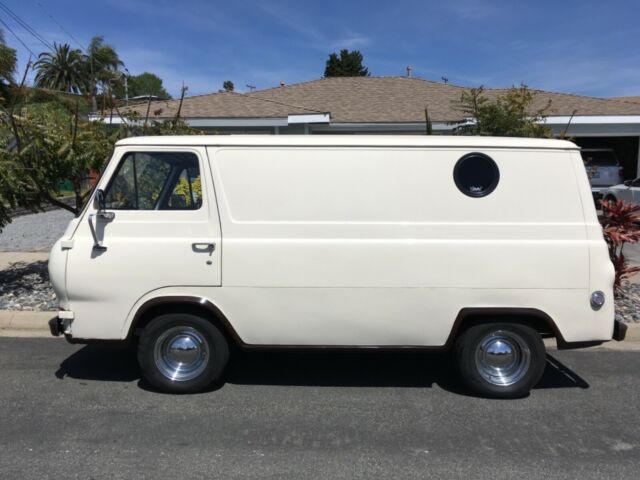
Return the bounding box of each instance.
[454,322,546,399]
[138,313,230,393]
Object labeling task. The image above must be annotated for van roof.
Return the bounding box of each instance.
[115,135,579,150]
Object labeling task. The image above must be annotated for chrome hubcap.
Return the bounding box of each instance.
[154,327,209,382]
[475,331,531,386]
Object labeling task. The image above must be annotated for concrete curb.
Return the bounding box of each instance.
[624,322,640,342]
[0,311,55,335]
[1,310,640,349]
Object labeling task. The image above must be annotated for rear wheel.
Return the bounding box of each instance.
[455,322,546,398]
[138,313,229,393]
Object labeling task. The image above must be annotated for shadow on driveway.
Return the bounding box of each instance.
[54,345,590,396]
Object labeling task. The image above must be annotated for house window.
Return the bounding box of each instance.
[453,153,500,198]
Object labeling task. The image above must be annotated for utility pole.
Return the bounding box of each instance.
[124,67,130,106]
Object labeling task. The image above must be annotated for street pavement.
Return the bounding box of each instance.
[0,338,639,479]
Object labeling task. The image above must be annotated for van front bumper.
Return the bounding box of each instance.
[49,311,74,337]
[613,320,627,342]
[48,317,64,337]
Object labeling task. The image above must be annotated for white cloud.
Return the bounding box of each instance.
[105,0,234,33]
[523,56,640,97]
[117,46,218,96]
[258,2,371,53]
[447,0,500,20]
[331,34,371,50]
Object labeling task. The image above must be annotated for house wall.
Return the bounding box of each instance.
[197,125,309,135]
[199,127,276,135]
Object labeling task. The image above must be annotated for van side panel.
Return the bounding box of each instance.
[204,147,598,346]
[571,151,616,341]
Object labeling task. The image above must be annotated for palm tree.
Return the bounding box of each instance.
[34,43,86,94]
[85,36,124,111]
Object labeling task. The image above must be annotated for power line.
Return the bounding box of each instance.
[0,0,52,49]
[0,15,35,56]
[0,0,53,50]
[36,1,85,51]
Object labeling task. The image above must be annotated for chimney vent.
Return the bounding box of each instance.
[280,81,286,87]
[406,65,413,78]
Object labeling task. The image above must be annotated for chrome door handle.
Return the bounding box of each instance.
[192,242,215,252]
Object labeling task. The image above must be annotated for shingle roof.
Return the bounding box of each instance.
[611,96,640,105]
[121,90,323,119]
[121,77,640,123]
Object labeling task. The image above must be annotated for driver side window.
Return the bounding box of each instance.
[104,152,202,210]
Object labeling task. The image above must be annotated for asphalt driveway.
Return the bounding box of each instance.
[1,338,638,479]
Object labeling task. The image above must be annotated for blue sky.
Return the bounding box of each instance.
[1,0,638,98]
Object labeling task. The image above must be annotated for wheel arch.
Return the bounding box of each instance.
[446,307,566,349]
[127,296,244,347]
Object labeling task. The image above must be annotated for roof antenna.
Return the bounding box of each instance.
[406,65,413,78]
[246,84,256,92]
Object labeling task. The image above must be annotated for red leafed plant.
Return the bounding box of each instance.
[599,199,640,293]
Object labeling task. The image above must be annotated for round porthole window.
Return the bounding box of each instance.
[453,153,500,197]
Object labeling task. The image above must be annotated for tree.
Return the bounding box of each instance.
[222,80,234,92]
[122,72,170,99]
[0,29,17,104]
[0,29,16,86]
[33,37,124,110]
[0,97,116,217]
[33,43,86,94]
[0,65,198,230]
[85,36,124,110]
[324,49,369,77]
[453,85,551,137]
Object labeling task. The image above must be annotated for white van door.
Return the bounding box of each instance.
[66,147,221,339]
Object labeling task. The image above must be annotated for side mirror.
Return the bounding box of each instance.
[93,189,114,220]
[88,189,114,251]
[624,180,632,187]
[94,188,107,211]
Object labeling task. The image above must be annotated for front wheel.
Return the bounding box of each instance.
[138,313,230,393]
[454,323,546,398]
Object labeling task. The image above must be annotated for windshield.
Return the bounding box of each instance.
[581,150,618,166]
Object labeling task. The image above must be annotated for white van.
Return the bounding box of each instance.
[48,135,624,398]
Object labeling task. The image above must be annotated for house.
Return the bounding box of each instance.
[101,76,640,178]
[612,96,640,104]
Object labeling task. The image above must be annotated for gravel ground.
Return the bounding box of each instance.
[0,209,74,252]
[0,260,57,311]
[615,282,640,323]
